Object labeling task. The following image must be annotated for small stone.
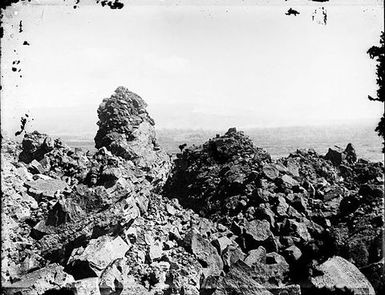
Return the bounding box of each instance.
[276,196,289,216]
[323,186,344,201]
[284,245,302,261]
[148,242,163,262]
[286,158,300,177]
[222,245,246,269]
[72,277,101,295]
[163,240,176,250]
[217,223,227,232]
[244,246,266,266]
[255,205,275,227]
[212,236,233,255]
[284,219,311,242]
[28,159,45,174]
[263,164,279,180]
[166,203,176,215]
[291,194,307,212]
[124,227,137,243]
[280,174,299,187]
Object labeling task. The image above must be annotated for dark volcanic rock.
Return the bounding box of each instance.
[164,128,271,222]
[325,146,346,166]
[164,128,382,295]
[183,229,223,276]
[19,131,54,164]
[2,97,383,295]
[94,87,155,150]
[93,87,170,183]
[325,143,358,166]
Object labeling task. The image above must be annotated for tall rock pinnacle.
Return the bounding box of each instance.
[94,87,170,180]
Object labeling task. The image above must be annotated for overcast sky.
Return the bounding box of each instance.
[1,0,383,136]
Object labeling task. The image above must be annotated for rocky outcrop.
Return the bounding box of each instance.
[325,143,358,166]
[164,128,271,221]
[94,87,170,184]
[1,88,172,294]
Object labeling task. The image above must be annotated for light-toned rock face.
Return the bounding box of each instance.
[310,256,375,295]
[1,264,74,295]
[68,236,130,277]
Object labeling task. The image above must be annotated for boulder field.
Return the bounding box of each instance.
[1,87,383,295]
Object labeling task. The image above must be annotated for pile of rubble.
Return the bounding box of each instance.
[1,88,383,295]
[1,88,169,294]
[164,128,384,294]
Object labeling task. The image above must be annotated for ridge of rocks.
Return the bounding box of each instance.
[164,127,384,294]
[1,89,383,295]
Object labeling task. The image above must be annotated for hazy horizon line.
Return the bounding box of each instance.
[2,117,381,140]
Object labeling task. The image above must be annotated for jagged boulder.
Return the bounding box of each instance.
[308,256,375,295]
[24,177,69,202]
[66,235,130,279]
[1,264,74,295]
[325,143,358,166]
[203,260,273,295]
[183,229,224,276]
[18,131,55,164]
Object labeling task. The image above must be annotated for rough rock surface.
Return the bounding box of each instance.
[164,128,383,294]
[309,256,375,295]
[1,88,383,295]
[1,264,74,295]
[67,236,130,278]
[164,127,271,222]
[94,86,171,184]
[18,131,54,164]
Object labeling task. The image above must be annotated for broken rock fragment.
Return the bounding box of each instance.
[309,256,375,295]
[183,230,223,276]
[25,178,68,201]
[263,164,279,180]
[243,219,272,246]
[325,147,345,166]
[19,131,54,164]
[1,264,74,295]
[212,236,233,255]
[244,246,266,266]
[210,261,273,295]
[67,235,130,279]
